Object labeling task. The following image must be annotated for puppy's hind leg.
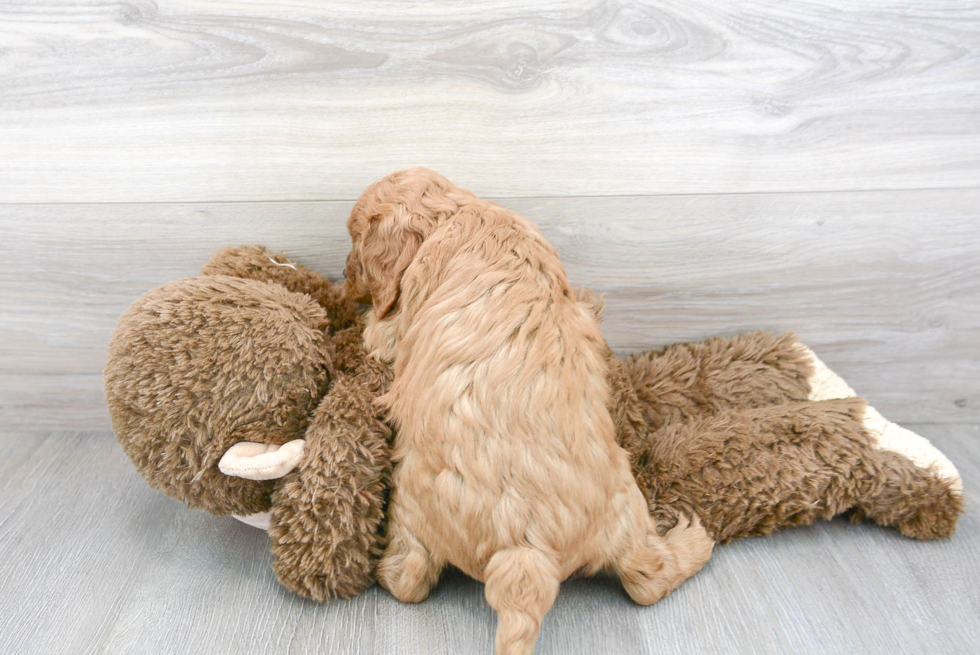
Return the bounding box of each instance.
[614,493,713,605]
[377,509,444,603]
[484,547,561,655]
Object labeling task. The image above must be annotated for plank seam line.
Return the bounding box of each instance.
[1,185,979,207]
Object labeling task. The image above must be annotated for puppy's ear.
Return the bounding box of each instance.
[574,286,605,322]
[359,206,427,318]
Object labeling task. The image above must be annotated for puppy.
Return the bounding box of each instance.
[344,169,712,655]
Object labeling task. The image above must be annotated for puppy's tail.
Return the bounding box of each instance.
[484,547,561,655]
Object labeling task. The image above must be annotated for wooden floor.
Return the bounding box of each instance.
[0,426,976,655]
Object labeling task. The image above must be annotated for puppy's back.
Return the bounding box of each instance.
[382,204,622,576]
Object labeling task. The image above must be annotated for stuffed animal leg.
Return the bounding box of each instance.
[616,332,964,542]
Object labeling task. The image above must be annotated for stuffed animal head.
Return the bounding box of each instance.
[107,246,393,602]
[105,250,337,516]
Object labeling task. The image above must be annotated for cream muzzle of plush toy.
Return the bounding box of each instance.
[218,439,307,531]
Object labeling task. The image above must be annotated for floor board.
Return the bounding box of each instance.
[2,1,979,202]
[0,426,976,655]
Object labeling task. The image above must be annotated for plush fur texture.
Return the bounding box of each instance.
[107,242,964,620]
[343,169,713,655]
[606,331,963,542]
[203,246,359,330]
[269,340,393,600]
[105,273,333,516]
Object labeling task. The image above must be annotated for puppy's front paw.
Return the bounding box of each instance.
[378,551,437,603]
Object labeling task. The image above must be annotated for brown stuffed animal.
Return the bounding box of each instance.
[105,245,391,599]
[105,245,963,602]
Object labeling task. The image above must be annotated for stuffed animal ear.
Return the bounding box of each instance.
[358,207,427,318]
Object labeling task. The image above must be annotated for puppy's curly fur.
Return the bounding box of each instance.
[345,169,713,655]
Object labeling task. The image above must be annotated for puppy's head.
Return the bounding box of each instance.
[344,168,472,317]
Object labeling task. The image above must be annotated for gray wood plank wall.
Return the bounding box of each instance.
[1,1,978,429]
[3,1,979,201]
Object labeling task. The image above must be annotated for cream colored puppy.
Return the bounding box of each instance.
[344,169,712,655]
